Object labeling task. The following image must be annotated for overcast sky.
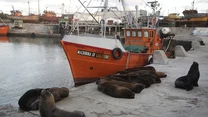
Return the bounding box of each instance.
[0,0,208,16]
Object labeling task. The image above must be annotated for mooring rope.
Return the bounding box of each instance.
[125,51,130,69]
[165,37,172,52]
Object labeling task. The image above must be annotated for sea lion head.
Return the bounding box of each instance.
[60,87,69,98]
[40,89,54,101]
[123,89,135,99]
[193,61,199,66]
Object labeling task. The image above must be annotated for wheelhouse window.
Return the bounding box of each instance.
[126,31,131,37]
[150,31,154,38]
[138,31,142,37]
[144,31,148,37]
[132,31,136,37]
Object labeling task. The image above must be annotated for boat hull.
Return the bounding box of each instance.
[7,15,39,23]
[61,40,151,86]
[40,16,62,23]
[0,25,9,36]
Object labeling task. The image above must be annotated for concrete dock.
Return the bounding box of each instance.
[1,36,207,117]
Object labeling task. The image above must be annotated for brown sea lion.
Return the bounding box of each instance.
[156,72,167,78]
[98,78,144,93]
[136,70,161,83]
[46,87,69,102]
[18,88,43,111]
[114,70,161,88]
[101,84,135,99]
[39,89,85,117]
[117,66,156,74]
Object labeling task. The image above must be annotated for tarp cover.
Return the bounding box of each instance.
[123,45,147,53]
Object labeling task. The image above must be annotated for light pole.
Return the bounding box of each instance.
[38,0,40,15]
[28,0,30,15]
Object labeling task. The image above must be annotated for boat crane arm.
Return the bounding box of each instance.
[78,0,100,24]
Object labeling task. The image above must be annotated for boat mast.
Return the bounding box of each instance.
[11,6,15,16]
[135,5,139,28]
[28,0,30,15]
[120,0,132,28]
[62,3,65,14]
[38,0,40,15]
[192,0,195,10]
[147,0,159,28]
[101,0,108,38]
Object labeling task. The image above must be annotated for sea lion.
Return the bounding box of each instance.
[18,88,43,111]
[46,87,69,102]
[113,70,161,88]
[156,72,167,78]
[133,70,161,84]
[100,83,135,99]
[39,89,85,117]
[98,78,144,93]
[117,66,167,79]
[117,66,156,74]
[175,61,200,91]
[187,62,200,86]
[18,87,69,111]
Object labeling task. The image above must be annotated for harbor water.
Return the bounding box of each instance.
[0,36,74,106]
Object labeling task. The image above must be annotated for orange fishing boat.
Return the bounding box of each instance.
[0,25,9,36]
[60,26,173,86]
[60,0,172,86]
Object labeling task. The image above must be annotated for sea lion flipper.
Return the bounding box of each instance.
[31,99,40,110]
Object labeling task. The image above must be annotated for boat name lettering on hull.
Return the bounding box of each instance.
[77,50,109,60]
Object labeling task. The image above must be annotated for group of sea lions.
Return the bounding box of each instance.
[96,66,167,99]
[18,62,200,116]
[97,61,200,99]
[18,87,85,117]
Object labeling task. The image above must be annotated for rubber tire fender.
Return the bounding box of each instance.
[112,47,123,60]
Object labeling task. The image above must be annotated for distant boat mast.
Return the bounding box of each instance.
[28,0,30,15]
[38,0,40,15]
[192,0,195,10]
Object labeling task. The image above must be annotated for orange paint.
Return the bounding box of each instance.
[0,25,9,36]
